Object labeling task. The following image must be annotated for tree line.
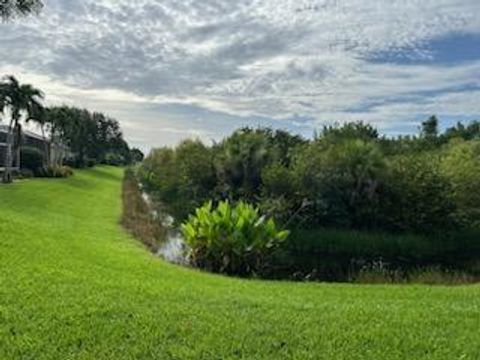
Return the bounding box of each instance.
[139,117,480,235]
[0,75,143,182]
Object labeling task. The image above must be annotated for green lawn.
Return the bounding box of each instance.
[0,167,479,359]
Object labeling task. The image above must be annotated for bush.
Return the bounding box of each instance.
[63,156,95,169]
[36,165,74,178]
[138,140,216,221]
[181,201,289,276]
[20,146,44,172]
[292,139,386,228]
[381,153,456,233]
[440,139,480,228]
[103,152,125,166]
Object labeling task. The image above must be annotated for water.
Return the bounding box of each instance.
[157,229,188,265]
[139,185,188,264]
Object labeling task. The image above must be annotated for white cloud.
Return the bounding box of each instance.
[0,0,479,148]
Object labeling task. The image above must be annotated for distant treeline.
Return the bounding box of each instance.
[1,75,143,182]
[43,106,144,168]
[139,116,480,235]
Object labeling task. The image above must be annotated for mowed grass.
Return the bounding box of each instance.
[0,167,479,360]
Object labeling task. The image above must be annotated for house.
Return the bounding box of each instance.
[0,124,69,173]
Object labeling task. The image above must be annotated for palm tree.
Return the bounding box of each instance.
[26,102,49,167]
[0,0,43,21]
[216,129,270,198]
[0,75,44,183]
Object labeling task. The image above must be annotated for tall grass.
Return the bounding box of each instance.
[269,228,480,283]
[287,228,480,261]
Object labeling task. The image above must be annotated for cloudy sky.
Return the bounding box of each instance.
[1,0,480,151]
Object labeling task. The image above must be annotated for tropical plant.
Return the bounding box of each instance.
[181,201,289,276]
[24,101,50,166]
[214,129,273,199]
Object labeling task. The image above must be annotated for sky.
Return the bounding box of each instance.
[1,0,479,151]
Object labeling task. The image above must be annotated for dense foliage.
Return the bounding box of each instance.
[140,119,480,279]
[140,120,480,235]
[182,201,289,275]
[45,106,142,168]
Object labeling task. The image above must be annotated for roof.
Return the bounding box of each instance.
[0,124,47,142]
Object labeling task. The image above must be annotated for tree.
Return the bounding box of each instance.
[321,121,379,143]
[130,148,144,163]
[215,129,272,199]
[382,153,455,233]
[25,101,48,166]
[421,115,439,139]
[0,75,44,183]
[443,121,480,141]
[43,106,133,168]
[293,139,386,228]
[440,139,480,228]
[0,0,43,21]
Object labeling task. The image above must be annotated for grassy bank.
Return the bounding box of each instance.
[1,167,479,359]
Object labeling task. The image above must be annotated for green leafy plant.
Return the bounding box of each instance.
[181,201,289,276]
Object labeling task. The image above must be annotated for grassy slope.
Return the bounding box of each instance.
[0,167,479,360]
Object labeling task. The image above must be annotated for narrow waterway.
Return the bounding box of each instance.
[139,185,188,264]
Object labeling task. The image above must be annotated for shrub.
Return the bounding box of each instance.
[440,139,480,228]
[36,165,74,178]
[381,153,456,233]
[138,140,216,221]
[292,139,386,228]
[63,156,95,168]
[104,152,125,166]
[261,162,296,197]
[181,201,289,276]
